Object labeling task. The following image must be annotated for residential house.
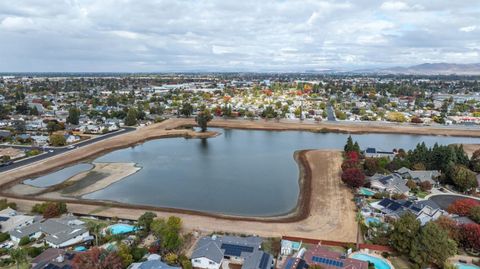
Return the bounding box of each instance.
[0,130,12,140]
[9,216,91,248]
[370,198,447,225]
[369,173,410,195]
[0,207,37,233]
[363,148,396,160]
[283,245,368,269]
[280,239,302,256]
[31,135,49,146]
[65,134,80,144]
[191,235,273,269]
[129,254,181,269]
[396,167,440,185]
[31,248,76,269]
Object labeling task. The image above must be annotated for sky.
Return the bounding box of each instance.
[0,0,479,72]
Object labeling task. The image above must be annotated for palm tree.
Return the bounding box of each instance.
[10,248,27,269]
[87,222,106,246]
[355,211,364,250]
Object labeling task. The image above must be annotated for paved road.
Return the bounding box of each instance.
[0,127,136,173]
[327,105,336,121]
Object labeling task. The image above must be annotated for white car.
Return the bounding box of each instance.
[0,242,14,249]
[67,145,75,149]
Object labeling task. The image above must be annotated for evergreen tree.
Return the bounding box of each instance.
[125,108,138,126]
[344,136,354,152]
[67,107,81,125]
[390,212,420,255]
[409,222,457,268]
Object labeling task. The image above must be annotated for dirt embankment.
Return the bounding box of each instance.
[458,143,480,157]
[206,118,480,137]
[1,150,357,242]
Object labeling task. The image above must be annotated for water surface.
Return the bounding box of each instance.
[79,128,480,216]
[24,163,94,187]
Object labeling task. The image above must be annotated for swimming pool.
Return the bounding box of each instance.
[74,246,87,252]
[365,217,381,226]
[108,224,138,235]
[456,263,480,269]
[350,253,392,269]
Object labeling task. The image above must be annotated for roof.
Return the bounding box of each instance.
[192,235,268,266]
[136,260,181,269]
[241,251,273,269]
[191,241,224,263]
[371,198,446,223]
[283,258,308,269]
[303,245,368,269]
[370,173,409,194]
[396,167,440,184]
[10,216,88,246]
[31,248,75,269]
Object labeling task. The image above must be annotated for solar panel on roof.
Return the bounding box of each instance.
[220,243,254,256]
[285,259,293,269]
[259,253,270,269]
[0,216,9,222]
[388,202,401,211]
[311,256,344,268]
[378,199,392,207]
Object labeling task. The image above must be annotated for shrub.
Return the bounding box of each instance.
[32,202,67,218]
[0,199,16,210]
[419,181,433,191]
[19,236,30,246]
[26,247,43,258]
[470,206,480,224]
[0,233,10,243]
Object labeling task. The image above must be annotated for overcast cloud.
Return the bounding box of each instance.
[0,0,479,72]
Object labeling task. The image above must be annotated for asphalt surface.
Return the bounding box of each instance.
[326,105,337,121]
[0,127,136,173]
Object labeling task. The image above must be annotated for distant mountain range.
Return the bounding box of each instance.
[354,63,480,75]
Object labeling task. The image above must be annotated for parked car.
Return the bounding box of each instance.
[0,161,13,167]
[0,242,14,249]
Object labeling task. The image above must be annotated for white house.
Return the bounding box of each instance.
[9,216,91,248]
[191,235,273,269]
[0,208,36,233]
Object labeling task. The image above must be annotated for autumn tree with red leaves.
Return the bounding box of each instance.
[72,248,123,269]
[341,159,360,171]
[341,167,365,188]
[460,224,480,251]
[448,199,480,216]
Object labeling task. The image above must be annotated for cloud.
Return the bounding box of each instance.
[0,0,478,72]
[460,25,477,32]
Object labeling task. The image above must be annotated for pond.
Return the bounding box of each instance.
[26,128,480,216]
[24,163,94,187]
